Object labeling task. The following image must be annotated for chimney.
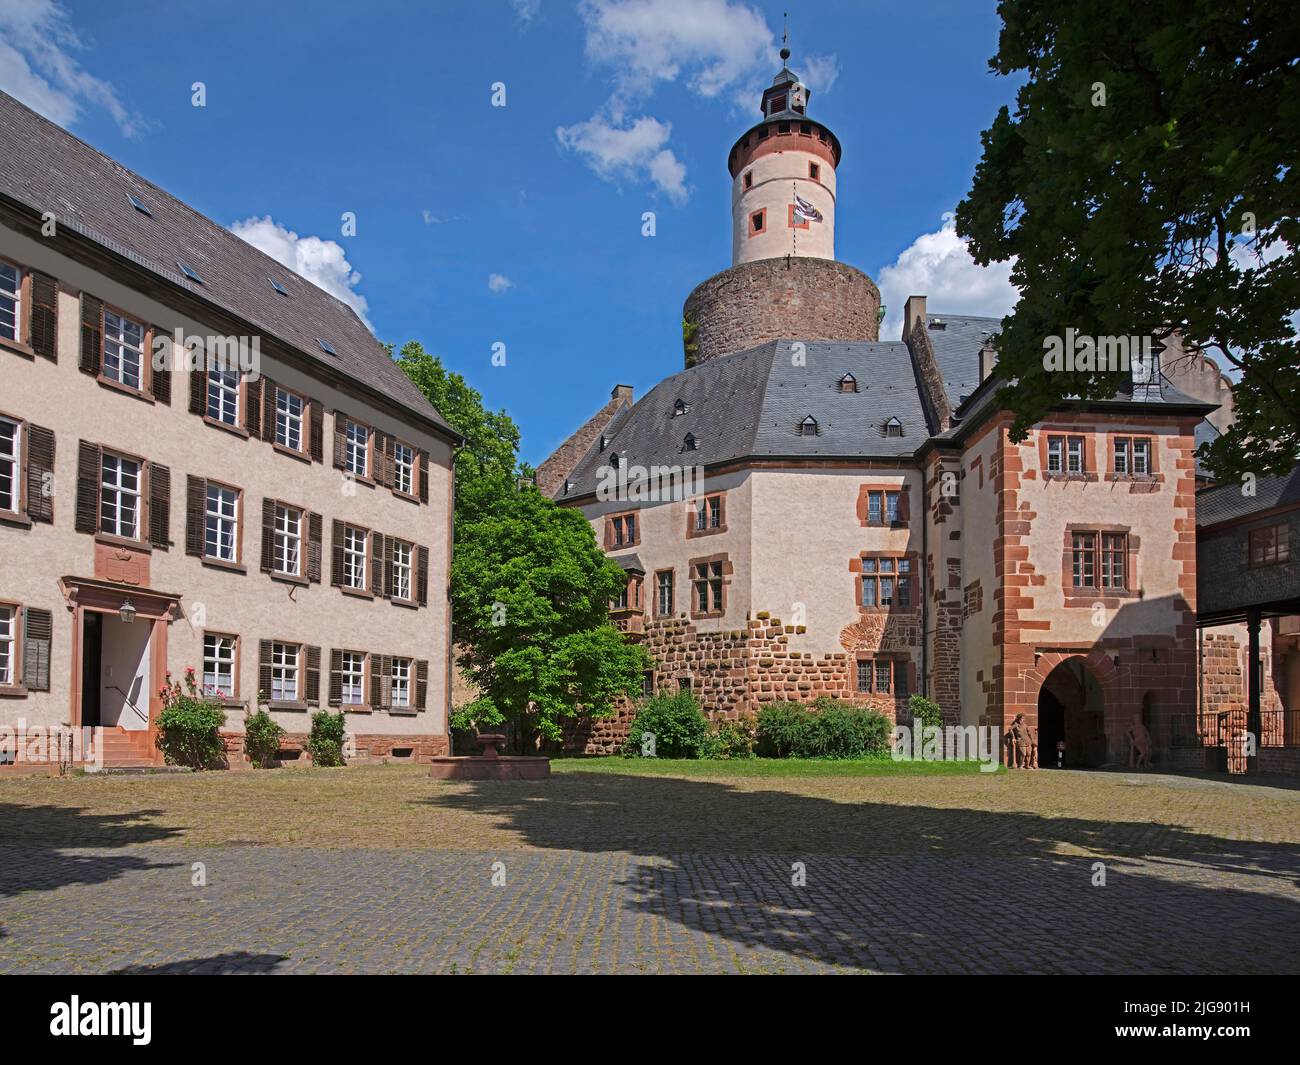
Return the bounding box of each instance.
[901,295,927,341]
[979,342,998,383]
[611,384,634,405]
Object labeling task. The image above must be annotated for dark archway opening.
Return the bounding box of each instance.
[1037,658,1106,768]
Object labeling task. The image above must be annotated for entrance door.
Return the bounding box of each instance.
[97,613,152,731]
[80,612,102,728]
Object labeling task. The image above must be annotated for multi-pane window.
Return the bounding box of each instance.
[611,513,636,547]
[100,452,141,539]
[1114,437,1151,476]
[202,634,236,698]
[102,310,144,390]
[0,416,18,513]
[393,442,415,495]
[344,419,368,476]
[0,260,19,341]
[861,557,911,608]
[856,658,908,696]
[343,525,368,589]
[270,642,299,701]
[275,387,304,451]
[1047,435,1086,474]
[204,484,239,562]
[390,658,412,708]
[694,496,722,531]
[0,605,13,686]
[693,560,724,614]
[1100,533,1127,589]
[1249,524,1291,568]
[341,650,365,705]
[656,570,674,616]
[1070,531,1129,590]
[1071,532,1096,587]
[392,539,412,600]
[274,504,302,575]
[206,366,240,425]
[866,489,902,525]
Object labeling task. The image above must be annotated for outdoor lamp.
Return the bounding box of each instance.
[119,599,137,624]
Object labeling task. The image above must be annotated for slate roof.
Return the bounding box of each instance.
[0,90,455,438]
[559,338,930,498]
[1194,418,1220,478]
[923,313,1002,410]
[1197,466,1300,529]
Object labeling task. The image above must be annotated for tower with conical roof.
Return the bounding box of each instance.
[683,37,879,367]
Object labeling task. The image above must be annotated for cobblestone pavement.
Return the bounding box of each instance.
[1,769,1298,973]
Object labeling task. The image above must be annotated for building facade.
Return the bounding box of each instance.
[0,92,459,770]
[541,56,1262,769]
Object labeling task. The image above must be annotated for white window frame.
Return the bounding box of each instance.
[0,604,14,686]
[203,633,236,698]
[274,504,302,576]
[344,419,368,477]
[102,308,145,390]
[100,451,141,540]
[0,259,21,343]
[275,387,305,452]
[393,441,415,495]
[0,415,19,514]
[1066,437,1084,474]
[271,642,299,702]
[341,650,365,706]
[206,366,240,425]
[343,525,368,589]
[204,484,239,562]
[392,539,412,601]
[390,657,412,708]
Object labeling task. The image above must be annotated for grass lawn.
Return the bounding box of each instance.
[552,755,1001,777]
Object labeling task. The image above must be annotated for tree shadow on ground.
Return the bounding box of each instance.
[420,773,1300,973]
[112,951,288,975]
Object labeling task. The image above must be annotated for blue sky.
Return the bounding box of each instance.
[0,0,1022,464]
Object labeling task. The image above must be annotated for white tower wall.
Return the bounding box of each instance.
[732,145,836,265]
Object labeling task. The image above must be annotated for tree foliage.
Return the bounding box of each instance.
[955,0,1299,479]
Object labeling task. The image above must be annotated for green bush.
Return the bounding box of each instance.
[243,708,285,768]
[155,670,227,769]
[305,708,348,767]
[712,715,757,759]
[622,692,710,758]
[906,694,943,731]
[756,698,892,759]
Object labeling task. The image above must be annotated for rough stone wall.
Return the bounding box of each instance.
[682,257,880,366]
[902,311,953,430]
[537,385,633,497]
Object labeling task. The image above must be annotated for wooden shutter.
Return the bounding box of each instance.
[418,449,429,503]
[305,645,321,706]
[330,519,344,586]
[370,532,386,596]
[307,512,322,582]
[332,411,347,469]
[262,378,277,443]
[245,377,262,438]
[24,424,54,524]
[27,271,58,361]
[308,399,324,463]
[260,498,276,572]
[78,293,103,376]
[416,659,428,710]
[74,440,101,534]
[149,327,172,405]
[22,607,53,692]
[258,640,273,703]
[185,475,206,556]
[369,654,384,711]
[148,463,171,548]
[188,365,206,414]
[416,545,429,607]
[328,648,343,707]
[383,535,396,598]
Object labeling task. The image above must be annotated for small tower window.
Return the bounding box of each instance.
[743,171,753,190]
[683,433,698,452]
[800,416,819,437]
[808,162,820,181]
[777,122,790,135]
[838,373,857,394]
[770,95,787,114]
[884,417,904,438]
[750,210,766,235]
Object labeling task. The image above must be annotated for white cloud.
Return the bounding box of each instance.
[230,216,372,330]
[556,113,688,203]
[422,209,464,225]
[876,213,1019,339]
[0,0,148,137]
[511,0,542,24]
[487,273,515,294]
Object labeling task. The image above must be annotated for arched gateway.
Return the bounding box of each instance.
[1021,651,1121,768]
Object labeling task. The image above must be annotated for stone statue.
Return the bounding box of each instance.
[1006,713,1034,768]
[1127,715,1152,769]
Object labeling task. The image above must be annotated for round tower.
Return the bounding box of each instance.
[683,43,879,367]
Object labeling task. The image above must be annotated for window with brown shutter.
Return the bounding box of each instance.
[22,422,54,524]
[383,535,397,599]
[305,645,321,706]
[416,545,429,607]
[308,399,324,463]
[23,606,52,692]
[74,440,101,534]
[260,498,276,572]
[27,271,58,361]
[261,377,276,444]
[185,475,206,556]
[370,531,386,596]
[78,293,104,376]
[373,430,390,487]
[149,327,171,404]
[258,639,273,703]
[245,377,263,438]
[188,365,205,415]
[369,653,390,711]
[332,411,348,469]
[148,463,170,548]
[416,659,428,709]
[418,449,429,503]
[328,648,344,707]
[307,512,322,583]
[330,519,345,586]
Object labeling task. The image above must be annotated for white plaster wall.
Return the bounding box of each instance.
[732,145,836,265]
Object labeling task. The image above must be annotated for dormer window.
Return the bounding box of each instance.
[800,416,819,437]
[609,452,620,470]
[563,480,574,495]
[928,318,947,331]
[683,433,698,452]
[673,399,690,417]
[884,417,904,438]
[838,373,857,394]
[599,434,608,452]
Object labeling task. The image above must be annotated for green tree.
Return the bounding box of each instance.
[450,482,650,749]
[955,0,1299,480]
